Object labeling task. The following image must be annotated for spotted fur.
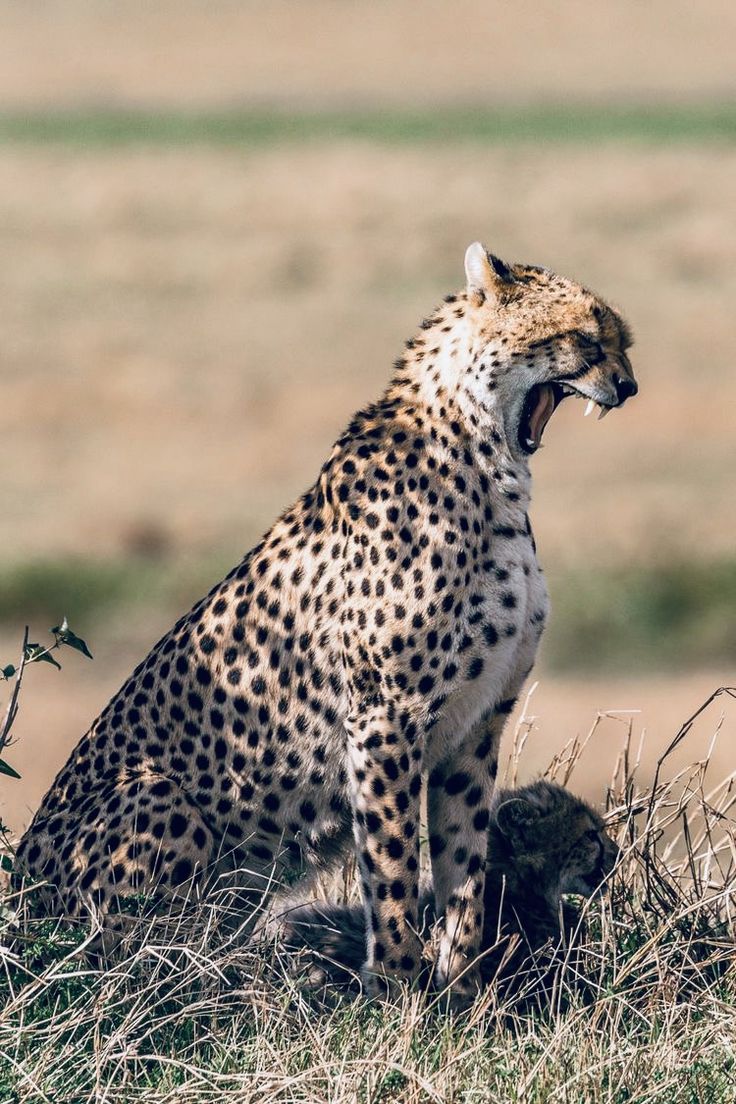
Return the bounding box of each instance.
[15,244,635,1003]
[280,780,619,997]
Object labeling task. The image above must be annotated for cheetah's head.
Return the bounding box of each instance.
[463,243,637,461]
[491,780,620,906]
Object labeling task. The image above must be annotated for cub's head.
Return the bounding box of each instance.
[489,779,619,906]
[462,243,637,461]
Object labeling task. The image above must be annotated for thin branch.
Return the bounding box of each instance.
[0,626,30,758]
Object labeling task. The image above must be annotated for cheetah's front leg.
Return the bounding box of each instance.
[427,701,510,1006]
[345,692,424,996]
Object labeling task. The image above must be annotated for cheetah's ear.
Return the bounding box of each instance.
[495,797,540,844]
[464,242,517,304]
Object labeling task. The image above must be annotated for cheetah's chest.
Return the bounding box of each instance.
[430,536,548,757]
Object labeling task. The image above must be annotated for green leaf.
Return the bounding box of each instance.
[0,759,21,780]
[24,643,62,669]
[37,651,63,669]
[61,630,93,660]
[0,855,13,873]
[1,665,15,679]
[51,622,93,660]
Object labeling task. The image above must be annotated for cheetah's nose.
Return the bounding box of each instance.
[613,372,638,404]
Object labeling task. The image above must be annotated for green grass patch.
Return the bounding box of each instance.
[1,553,734,673]
[0,554,232,636]
[547,557,736,673]
[0,103,735,147]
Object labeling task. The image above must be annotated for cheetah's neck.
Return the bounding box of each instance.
[384,295,532,510]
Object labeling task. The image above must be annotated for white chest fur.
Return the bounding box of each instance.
[427,528,548,767]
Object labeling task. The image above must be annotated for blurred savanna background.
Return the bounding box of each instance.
[1,0,735,836]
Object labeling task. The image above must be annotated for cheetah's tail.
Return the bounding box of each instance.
[278,884,439,990]
[280,901,367,987]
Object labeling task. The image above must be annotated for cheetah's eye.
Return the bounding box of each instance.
[576,333,604,363]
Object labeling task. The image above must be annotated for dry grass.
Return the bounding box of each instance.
[1,688,734,1102]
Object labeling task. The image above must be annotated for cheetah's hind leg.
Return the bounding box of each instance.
[21,772,224,957]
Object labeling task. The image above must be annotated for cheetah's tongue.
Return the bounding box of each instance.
[527,384,556,449]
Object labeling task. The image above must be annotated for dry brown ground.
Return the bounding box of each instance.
[2,143,735,566]
[1,0,734,109]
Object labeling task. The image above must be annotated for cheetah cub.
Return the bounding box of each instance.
[281,780,619,1001]
[16,244,635,1005]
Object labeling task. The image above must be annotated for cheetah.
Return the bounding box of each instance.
[15,243,636,1004]
[280,780,619,999]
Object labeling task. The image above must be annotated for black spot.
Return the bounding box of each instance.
[467,657,484,680]
[370,772,388,799]
[475,735,493,760]
[496,697,517,715]
[444,771,471,796]
[467,854,482,876]
[382,759,399,782]
[80,868,97,891]
[386,837,404,860]
[172,859,193,885]
[465,785,483,807]
[429,834,446,858]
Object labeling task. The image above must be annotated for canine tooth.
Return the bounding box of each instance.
[597,405,612,420]
[584,399,595,417]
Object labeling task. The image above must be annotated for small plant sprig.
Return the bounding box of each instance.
[1,619,93,782]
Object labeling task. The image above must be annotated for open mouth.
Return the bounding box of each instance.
[518,382,614,454]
